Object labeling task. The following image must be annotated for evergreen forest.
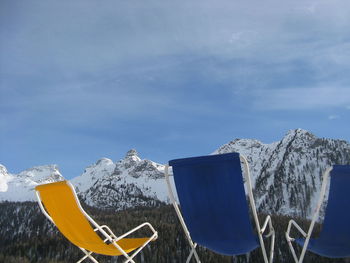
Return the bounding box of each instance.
[1,202,350,263]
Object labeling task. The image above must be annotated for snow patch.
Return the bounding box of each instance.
[0,165,9,192]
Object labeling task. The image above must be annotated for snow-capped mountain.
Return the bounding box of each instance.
[0,165,10,192]
[1,129,349,219]
[215,129,350,218]
[0,165,64,202]
[0,150,170,209]
[71,149,169,210]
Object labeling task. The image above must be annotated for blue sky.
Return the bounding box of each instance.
[1,0,350,179]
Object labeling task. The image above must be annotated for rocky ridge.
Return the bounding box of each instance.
[1,129,350,218]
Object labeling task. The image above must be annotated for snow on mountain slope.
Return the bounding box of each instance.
[213,139,278,187]
[0,165,10,192]
[71,149,169,210]
[1,129,349,219]
[0,149,170,209]
[0,165,64,202]
[71,158,116,193]
[215,129,350,219]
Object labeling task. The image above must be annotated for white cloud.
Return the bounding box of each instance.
[328,115,340,120]
[2,0,350,75]
[253,86,350,110]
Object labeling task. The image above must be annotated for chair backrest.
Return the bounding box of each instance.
[319,165,350,243]
[35,181,107,251]
[169,153,258,255]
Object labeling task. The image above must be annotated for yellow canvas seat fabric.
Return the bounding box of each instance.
[36,181,149,256]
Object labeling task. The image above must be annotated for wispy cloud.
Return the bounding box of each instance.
[328,115,340,120]
[252,86,350,110]
[2,0,350,176]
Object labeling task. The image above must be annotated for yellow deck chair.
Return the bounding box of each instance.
[35,180,158,263]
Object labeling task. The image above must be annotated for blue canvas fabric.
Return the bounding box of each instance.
[296,165,350,258]
[169,153,259,256]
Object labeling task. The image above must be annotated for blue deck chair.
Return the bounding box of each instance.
[164,153,275,263]
[286,165,350,262]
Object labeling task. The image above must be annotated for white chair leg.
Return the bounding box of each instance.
[77,248,99,263]
[186,243,201,263]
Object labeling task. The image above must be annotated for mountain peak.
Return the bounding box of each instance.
[0,164,8,175]
[0,164,64,201]
[286,128,312,136]
[95,158,113,166]
[17,165,64,185]
[283,129,316,143]
[123,149,141,164]
[126,149,139,158]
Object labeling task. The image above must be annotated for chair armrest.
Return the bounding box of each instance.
[260,215,274,238]
[94,225,118,240]
[286,219,307,241]
[95,222,157,243]
[114,222,158,242]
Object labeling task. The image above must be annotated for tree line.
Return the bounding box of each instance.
[1,202,350,262]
